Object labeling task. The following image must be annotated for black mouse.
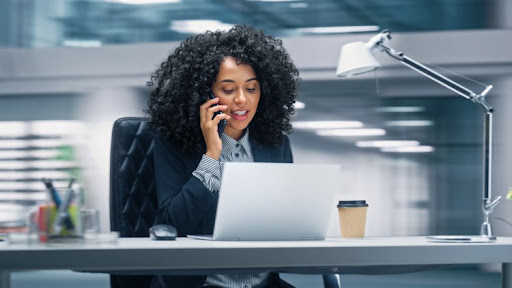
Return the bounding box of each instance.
[149,224,177,240]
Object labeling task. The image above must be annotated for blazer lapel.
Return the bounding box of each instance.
[250,136,270,163]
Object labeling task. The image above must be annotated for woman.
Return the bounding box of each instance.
[147,24,300,288]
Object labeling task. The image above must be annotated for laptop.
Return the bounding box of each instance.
[188,162,339,241]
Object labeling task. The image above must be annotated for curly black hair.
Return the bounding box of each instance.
[147,24,300,152]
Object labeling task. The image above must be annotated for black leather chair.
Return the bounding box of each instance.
[109,117,341,288]
[110,117,159,288]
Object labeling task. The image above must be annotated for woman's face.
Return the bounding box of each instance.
[211,56,260,140]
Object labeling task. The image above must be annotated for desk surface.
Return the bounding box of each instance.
[2,236,512,275]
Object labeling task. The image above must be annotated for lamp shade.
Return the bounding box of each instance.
[336,41,380,77]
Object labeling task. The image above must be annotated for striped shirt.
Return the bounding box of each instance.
[192,130,271,288]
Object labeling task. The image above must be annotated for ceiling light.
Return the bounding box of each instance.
[375,106,425,113]
[62,40,102,47]
[105,0,180,4]
[381,146,435,153]
[385,120,434,127]
[246,0,298,2]
[290,2,308,8]
[316,128,385,137]
[293,100,306,109]
[170,20,234,34]
[356,140,420,148]
[297,26,380,34]
[294,121,363,129]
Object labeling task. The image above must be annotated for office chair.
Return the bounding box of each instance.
[109,117,341,288]
[110,117,158,288]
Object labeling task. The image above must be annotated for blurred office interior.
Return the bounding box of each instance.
[0,0,512,286]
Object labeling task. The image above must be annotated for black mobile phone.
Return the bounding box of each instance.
[209,91,226,136]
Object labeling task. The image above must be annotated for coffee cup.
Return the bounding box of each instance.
[337,200,368,238]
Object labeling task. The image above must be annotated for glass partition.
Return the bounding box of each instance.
[0,0,499,48]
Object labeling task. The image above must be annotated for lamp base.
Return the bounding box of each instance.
[481,219,494,238]
[426,235,496,243]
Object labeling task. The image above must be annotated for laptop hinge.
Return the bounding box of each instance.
[220,237,240,241]
[301,237,319,240]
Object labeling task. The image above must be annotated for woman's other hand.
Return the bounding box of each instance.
[200,97,230,160]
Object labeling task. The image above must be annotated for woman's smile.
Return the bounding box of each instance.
[231,109,249,120]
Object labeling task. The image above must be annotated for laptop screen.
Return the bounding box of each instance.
[210,162,340,241]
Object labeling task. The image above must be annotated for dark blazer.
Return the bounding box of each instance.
[150,133,294,288]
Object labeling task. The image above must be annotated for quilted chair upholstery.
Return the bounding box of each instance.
[110,117,159,288]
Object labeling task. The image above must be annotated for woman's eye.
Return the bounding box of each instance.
[247,88,256,91]
[223,89,235,94]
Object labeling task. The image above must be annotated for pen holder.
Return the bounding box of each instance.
[38,186,83,243]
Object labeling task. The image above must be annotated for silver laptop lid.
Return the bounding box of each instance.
[213,162,339,241]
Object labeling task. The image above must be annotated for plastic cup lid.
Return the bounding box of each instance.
[337,200,368,208]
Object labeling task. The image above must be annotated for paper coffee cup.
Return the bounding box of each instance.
[337,200,368,238]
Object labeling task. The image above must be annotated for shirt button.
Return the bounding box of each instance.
[236,143,241,148]
[235,153,240,158]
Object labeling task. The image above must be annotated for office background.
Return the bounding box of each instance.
[0,0,511,286]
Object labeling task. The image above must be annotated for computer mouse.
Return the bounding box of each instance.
[149,224,177,241]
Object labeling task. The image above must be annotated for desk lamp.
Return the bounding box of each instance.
[336,30,501,242]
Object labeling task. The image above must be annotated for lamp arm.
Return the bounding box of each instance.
[378,43,493,113]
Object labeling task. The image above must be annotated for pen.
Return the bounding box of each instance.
[42,178,62,207]
[67,177,76,191]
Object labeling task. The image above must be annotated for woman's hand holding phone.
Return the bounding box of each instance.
[200,97,230,160]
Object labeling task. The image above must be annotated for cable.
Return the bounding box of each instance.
[375,69,380,94]
[491,216,512,230]
[406,54,490,89]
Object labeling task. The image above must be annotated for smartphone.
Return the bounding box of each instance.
[209,91,226,136]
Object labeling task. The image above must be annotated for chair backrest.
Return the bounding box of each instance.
[110,117,159,288]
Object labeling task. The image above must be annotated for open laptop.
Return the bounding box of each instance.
[188,162,339,241]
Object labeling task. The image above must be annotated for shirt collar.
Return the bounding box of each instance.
[221,129,252,158]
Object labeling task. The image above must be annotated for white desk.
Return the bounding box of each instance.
[1,236,512,288]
